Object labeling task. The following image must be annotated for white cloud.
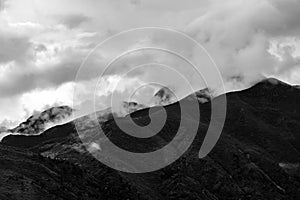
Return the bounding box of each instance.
[185,0,300,85]
[0,0,300,126]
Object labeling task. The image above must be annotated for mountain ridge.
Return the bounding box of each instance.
[1,77,300,199]
[9,105,73,135]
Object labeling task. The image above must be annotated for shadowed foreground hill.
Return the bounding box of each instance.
[1,78,300,200]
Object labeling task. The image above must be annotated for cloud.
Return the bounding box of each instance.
[185,0,300,86]
[0,0,7,11]
[0,118,17,129]
[59,14,90,29]
[35,44,47,52]
[0,0,208,100]
[0,60,78,97]
[0,31,100,97]
[1,0,300,126]
[0,32,33,64]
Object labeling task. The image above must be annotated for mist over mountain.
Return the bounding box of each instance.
[1,78,300,199]
[1,0,300,199]
[192,88,213,103]
[151,86,215,105]
[151,87,177,106]
[9,106,73,135]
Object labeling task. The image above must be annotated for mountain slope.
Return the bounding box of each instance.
[0,144,143,200]
[1,78,300,200]
[10,106,73,135]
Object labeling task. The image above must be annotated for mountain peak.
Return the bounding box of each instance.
[151,87,177,106]
[10,105,73,135]
[246,77,292,94]
[193,88,213,103]
[121,101,146,114]
[261,77,289,86]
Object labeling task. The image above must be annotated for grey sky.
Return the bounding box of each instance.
[0,0,300,127]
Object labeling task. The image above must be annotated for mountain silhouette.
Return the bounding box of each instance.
[1,78,300,200]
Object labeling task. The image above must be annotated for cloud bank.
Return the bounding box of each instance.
[0,0,300,126]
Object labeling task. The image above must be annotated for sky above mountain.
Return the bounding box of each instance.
[0,0,300,127]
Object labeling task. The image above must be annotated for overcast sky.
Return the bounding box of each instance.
[0,0,300,128]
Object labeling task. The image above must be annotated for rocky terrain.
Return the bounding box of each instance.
[151,87,177,105]
[9,106,73,135]
[1,78,300,200]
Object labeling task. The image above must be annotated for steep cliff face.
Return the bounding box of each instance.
[1,78,300,200]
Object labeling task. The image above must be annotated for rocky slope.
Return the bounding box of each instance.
[151,87,177,105]
[10,106,73,135]
[1,78,300,200]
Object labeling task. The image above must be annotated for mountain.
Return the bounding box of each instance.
[0,127,9,141]
[120,101,147,116]
[0,126,7,132]
[151,87,177,105]
[1,78,300,200]
[9,106,73,135]
[151,86,214,105]
[192,87,213,103]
